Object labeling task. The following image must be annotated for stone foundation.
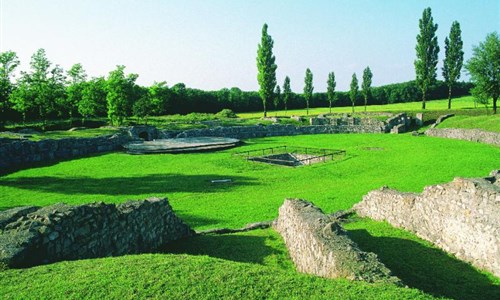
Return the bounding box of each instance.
[0,133,130,170]
[0,198,194,268]
[273,199,401,284]
[425,128,500,146]
[354,171,500,277]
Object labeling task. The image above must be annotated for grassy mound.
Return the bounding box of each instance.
[437,114,500,132]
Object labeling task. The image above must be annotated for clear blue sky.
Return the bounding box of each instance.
[1,0,498,92]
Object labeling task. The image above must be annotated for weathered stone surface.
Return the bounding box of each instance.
[0,133,130,170]
[0,198,194,268]
[354,171,500,277]
[425,128,500,146]
[430,114,454,128]
[274,199,402,284]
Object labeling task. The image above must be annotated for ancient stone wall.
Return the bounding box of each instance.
[0,197,194,268]
[162,123,384,139]
[425,128,500,146]
[354,171,500,277]
[163,114,410,139]
[273,199,401,284]
[0,133,130,170]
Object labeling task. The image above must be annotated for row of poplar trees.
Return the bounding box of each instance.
[257,7,499,115]
[257,24,375,116]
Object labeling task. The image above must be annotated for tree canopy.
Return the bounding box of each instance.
[256,24,277,117]
[349,73,359,113]
[465,32,500,114]
[415,7,439,109]
[327,72,336,113]
[362,67,373,111]
[303,68,314,115]
[443,21,464,110]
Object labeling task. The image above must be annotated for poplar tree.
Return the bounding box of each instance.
[303,68,313,115]
[256,24,277,117]
[326,72,336,113]
[349,73,359,113]
[415,7,439,109]
[362,67,373,111]
[443,21,464,109]
[274,85,281,113]
[282,76,291,115]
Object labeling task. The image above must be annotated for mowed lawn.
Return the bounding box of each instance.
[237,96,482,118]
[1,133,499,299]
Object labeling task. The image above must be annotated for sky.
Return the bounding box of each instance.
[0,0,498,92]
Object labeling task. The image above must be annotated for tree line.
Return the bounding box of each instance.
[0,48,473,126]
[257,8,499,116]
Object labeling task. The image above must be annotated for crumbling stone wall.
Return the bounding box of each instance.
[273,199,401,284]
[164,114,410,139]
[354,171,500,277]
[425,128,500,146]
[0,133,130,170]
[0,197,194,268]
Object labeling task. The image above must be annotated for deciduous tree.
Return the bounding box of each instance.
[274,85,281,112]
[282,76,291,115]
[303,68,314,115]
[443,21,464,109]
[415,7,439,109]
[349,73,359,113]
[465,32,500,114]
[362,67,373,111]
[256,24,277,117]
[0,51,20,120]
[65,63,87,122]
[327,72,336,114]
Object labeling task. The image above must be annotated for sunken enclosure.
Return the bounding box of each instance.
[235,146,346,167]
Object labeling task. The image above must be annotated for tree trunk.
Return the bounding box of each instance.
[447,85,452,110]
[352,102,354,113]
[263,100,267,117]
[306,101,309,115]
[493,96,498,114]
[422,90,426,110]
[329,102,332,114]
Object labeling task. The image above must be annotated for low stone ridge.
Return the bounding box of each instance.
[425,128,500,146]
[273,199,402,284]
[0,197,194,268]
[354,170,500,277]
[429,114,454,128]
[0,133,130,170]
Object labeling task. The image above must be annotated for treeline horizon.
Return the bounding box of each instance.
[0,48,472,126]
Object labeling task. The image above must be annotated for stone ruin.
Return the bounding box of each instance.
[235,146,346,167]
[273,199,402,285]
[354,170,500,277]
[0,198,193,268]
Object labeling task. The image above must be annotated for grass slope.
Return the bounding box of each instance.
[237,96,482,118]
[0,252,435,300]
[437,114,500,132]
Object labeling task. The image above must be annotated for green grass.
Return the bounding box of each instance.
[0,250,435,300]
[437,114,500,132]
[237,96,486,118]
[1,133,499,299]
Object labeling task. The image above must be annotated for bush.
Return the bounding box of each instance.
[216,109,237,119]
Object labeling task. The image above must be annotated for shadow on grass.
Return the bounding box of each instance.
[163,232,283,265]
[0,173,258,196]
[0,151,114,176]
[347,229,500,300]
